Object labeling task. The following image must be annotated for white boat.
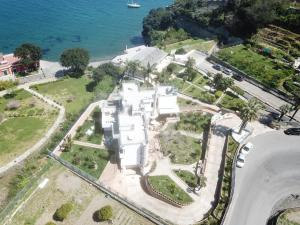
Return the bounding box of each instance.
[127,0,141,8]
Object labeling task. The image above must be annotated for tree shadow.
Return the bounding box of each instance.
[92,210,101,222]
[211,124,229,137]
[85,80,97,92]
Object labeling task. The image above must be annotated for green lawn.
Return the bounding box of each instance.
[159,129,201,164]
[191,74,209,88]
[174,170,197,188]
[148,175,193,205]
[177,98,197,108]
[61,145,109,179]
[217,44,295,89]
[183,86,216,104]
[176,112,211,134]
[0,89,57,165]
[164,38,216,53]
[32,76,95,115]
[218,92,246,111]
[0,117,55,166]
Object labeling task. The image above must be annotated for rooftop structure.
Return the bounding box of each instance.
[102,82,179,173]
[0,53,19,80]
[112,45,168,68]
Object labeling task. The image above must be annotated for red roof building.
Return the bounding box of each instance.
[0,53,19,80]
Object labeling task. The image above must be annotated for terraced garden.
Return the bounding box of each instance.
[148,175,193,205]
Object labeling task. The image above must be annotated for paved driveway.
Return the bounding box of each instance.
[223,131,300,225]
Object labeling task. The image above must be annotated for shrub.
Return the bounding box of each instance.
[6,100,21,110]
[175,48,187,55]
[0,80,17,91]
[45,222,56,225]
[53,203,73,221]
[96,205,113,221]
[231,85,245,96]
[215,90,223,99]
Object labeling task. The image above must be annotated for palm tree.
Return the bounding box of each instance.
[289,97,300,121]
[239,99,262,134]
[125,60,140,78]
[278,104,292,121]
[142,62,155,85]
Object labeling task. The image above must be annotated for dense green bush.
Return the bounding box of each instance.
[215,90,223,99]
[53,203,73,221]
[0,80,18,91]
[96,205,113,221]
[231,85,245,96]
[175,48,187,55]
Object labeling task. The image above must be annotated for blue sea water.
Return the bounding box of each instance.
[0,0,172,61]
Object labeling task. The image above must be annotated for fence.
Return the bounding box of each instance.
[0,161,53,224]
[208,55,295,105]
[48,153,170,225]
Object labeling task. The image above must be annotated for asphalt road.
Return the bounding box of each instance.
[223,131,300,225]
[197,60,300,122]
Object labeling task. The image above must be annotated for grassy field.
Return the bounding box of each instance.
[176,112,211,134]
[159,127,201,164]
[148,175,193,205]
[217,44,294,89]
[174,170,197,188]
[164,38,216,53]
[0,90,57,165]
[8,163,154,225]
[218,91,246,111]
[183,86,216,104]
[32,76,95,115]
[61,145,109,179]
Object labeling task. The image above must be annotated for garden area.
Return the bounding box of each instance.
[183,86,216,104]
[218,91,246,111]
[175,112,211,134]
[0,89,57,165]
[61,145,110,179]
[277,209,300,225]
[74,109,102,145]
[174,170,197,188]
[32,76,95,115]
[217,44,295,89]
[7,163,153,225]
[159,127,201,164]
[32,73,115,117]
[164,38,216,54]
[148,175,193,205]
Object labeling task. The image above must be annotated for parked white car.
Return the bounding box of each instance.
[236,152,246,168]
[241,142,254,155]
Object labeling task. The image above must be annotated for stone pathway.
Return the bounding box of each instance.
[73,140,104,149]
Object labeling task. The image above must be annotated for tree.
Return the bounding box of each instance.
[93,63,121,83]
[142,62,154,83]
[283,78,300,121]
[125,60,140,77]
[96,205,113,221]
[14,43,42,70]
[278,104,292,121]
[60,48,89,74]
[213,73,234,91]
[185,57,195,70]
[239,99,262,133]
[53,203,73,221]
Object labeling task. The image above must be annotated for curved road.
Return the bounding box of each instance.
[224,131,300,225]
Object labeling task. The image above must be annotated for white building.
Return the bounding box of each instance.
[102,83,179,173]
[112,45,168,68]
